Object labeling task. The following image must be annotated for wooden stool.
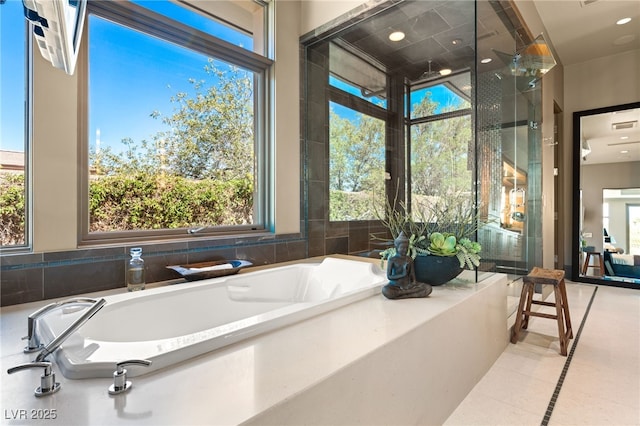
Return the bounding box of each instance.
[510,267,573,356]
[582,251,604,276]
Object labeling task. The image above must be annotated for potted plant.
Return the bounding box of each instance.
[374,192,484,286]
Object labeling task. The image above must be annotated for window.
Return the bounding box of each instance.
[0,0,30,249]
[327,42,388,222]
[407,74,473,213]
[329,102,385,221]
[82,0,272,242]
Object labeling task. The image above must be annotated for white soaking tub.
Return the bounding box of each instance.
[35,257,386,379]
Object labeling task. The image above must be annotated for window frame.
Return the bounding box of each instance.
[78,0,273,245]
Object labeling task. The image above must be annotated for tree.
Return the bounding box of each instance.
[329,106,386,221]
[88,59,256,232]
[410,92,472,197]
[91,59,254,181]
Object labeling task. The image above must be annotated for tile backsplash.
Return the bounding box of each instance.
[1,234,306,306]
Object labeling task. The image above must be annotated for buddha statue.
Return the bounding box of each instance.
[382,231,433,299]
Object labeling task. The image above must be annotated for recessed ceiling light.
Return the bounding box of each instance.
[480,58,492,64]
[439,68,452,76]
[452,38,462,45]
[389,31,405,42]
[616,17,631,25]
[621,150,629,154]
[621,136,629,140]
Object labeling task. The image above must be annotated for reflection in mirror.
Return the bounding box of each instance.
[573,102,640,288]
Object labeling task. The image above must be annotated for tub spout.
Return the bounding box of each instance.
[187,226,207,234]
[35,298,106,362]
[23,297,102,353]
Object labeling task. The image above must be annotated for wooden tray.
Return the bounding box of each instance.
[166,259,252,281]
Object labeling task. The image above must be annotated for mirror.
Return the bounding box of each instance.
[572,102,640,287]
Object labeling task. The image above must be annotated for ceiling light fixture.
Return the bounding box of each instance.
[439,68,452,76]
[452,38,462,45]
[621,150,629,154]
[616,17,631,25]
[480,58,492,64]
[621,136,629,140]
[389,31,405,42]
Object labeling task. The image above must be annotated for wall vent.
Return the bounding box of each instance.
[612,120,637,130]
[579,0,600,7]
[478,30,498,41]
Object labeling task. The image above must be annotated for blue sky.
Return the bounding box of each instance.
[330,75,468,123]
[1,0,27,152]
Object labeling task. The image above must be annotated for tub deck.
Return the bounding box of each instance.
[0,255,508,426]
[36,257,386,379]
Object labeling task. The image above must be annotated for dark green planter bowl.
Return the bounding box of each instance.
[413,255,463,286]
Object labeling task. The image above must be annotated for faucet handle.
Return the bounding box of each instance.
[7,361,61,397]
[22,334,44,353]
[108,359,152,395]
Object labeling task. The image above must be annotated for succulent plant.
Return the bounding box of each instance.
[426,232,481,269]
[373,189,489,270]
[428,232,457,256]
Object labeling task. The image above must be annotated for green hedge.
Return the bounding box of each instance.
[0,173,26,246]
[329,189,383,221]
[89,172,253,232]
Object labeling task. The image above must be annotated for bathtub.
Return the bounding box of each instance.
[36,257,386,379]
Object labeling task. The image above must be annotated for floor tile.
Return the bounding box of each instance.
[445,282,640,426]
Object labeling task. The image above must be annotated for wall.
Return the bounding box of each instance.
[299,0,366,35]
[581,161,640,254]
[32,50,79,252]
[273,0,302,235]
[563,49,640,273]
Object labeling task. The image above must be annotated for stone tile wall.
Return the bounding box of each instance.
[1,234,306,306]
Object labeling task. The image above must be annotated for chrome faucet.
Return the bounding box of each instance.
[23,297,102,353]
[34,298,106,362]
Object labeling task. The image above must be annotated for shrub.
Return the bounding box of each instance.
[89,172,253,232]
[0,173,25,246]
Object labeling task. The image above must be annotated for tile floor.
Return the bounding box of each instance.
[444,280,640,426]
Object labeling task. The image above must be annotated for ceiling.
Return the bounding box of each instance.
[532,0,640,67]
[580,107,640,164]
[533,0,640,165]
[329,0,529,86]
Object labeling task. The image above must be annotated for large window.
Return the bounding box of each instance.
[408,75,473,212]
[0,0,29,249]
[82,0,271,242]
[327,41,387,222]
[329,102,385,221]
